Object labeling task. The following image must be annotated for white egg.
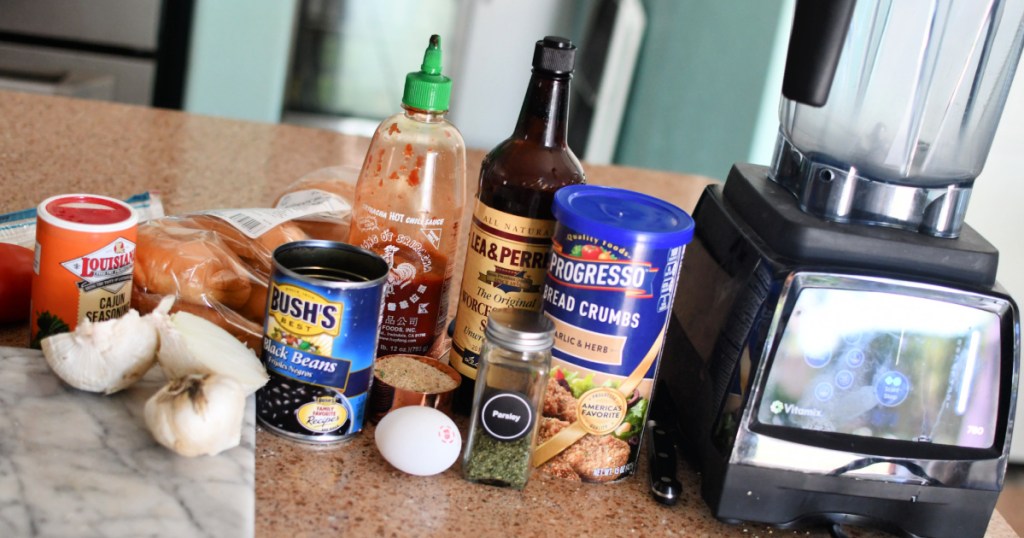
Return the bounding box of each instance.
[374,406,462,476]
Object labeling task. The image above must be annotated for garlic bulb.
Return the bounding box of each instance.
[144,373,246,457]
[41,309,159,394]
[153,308,269,394]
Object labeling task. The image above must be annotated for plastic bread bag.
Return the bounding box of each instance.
[271,166,357,242]
[132,175,355,350]
[130,215,299,350]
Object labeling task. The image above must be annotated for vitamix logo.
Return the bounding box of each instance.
[269,284,342,337]
[547,249,656,298]
[768,400,823,417]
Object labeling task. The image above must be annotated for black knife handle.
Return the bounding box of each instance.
[648,421,682,505]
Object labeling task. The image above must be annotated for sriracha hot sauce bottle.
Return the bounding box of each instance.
[348,35,466,356]
[450,36,585,412]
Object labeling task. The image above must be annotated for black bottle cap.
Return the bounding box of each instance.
[532,36,576,75]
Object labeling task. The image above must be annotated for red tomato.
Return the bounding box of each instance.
[0,243,34,324]
[580,244,602,260]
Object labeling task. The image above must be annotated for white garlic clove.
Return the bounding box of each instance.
[41,309,159,394]
[153,309,269,394]
[144,373,246,457]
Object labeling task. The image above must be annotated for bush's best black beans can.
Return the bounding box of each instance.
[534,185,694,482]
[257,240,388,443]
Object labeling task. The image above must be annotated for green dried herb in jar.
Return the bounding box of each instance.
[460,309,554,490]
[462,431,533,488]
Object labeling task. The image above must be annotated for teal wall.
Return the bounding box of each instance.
[615,0,786,180]
[184,0,298,123]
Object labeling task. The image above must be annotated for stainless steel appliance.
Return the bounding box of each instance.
[660,1,1023,536]
[0,0,193,107]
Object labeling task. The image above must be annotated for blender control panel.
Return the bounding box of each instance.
[756,286,1002,449]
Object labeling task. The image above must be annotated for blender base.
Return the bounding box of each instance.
[712,463,999,538]
[656,163,1018,538]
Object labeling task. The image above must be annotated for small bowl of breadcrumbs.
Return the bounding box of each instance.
[370,354,460,423]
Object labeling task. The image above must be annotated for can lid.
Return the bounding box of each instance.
[553,185,695,249]
[37,194,138,233]
[485,308,554,353]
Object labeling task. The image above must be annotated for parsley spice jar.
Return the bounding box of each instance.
[461,308,554,489]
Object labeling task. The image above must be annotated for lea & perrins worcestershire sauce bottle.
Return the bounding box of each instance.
[451,36,585,413]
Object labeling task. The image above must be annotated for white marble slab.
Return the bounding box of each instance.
[0,347,255,538]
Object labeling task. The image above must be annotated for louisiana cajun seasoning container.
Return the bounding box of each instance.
[30,194,139,347]
[533,185,694,482]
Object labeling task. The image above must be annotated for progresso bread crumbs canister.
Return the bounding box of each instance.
[30,194,139,348]
[257,240,388,443]
[534,185,694,482]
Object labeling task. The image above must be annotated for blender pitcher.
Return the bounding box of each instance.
[771,0,1024,237]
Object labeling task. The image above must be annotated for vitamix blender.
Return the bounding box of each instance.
[660,1,1023,536]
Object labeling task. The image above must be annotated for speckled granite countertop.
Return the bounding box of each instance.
[0,91,1016,538]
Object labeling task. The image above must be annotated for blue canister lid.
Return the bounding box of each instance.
[552,185,695,249]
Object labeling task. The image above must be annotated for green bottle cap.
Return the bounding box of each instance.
[402,34,452,112]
